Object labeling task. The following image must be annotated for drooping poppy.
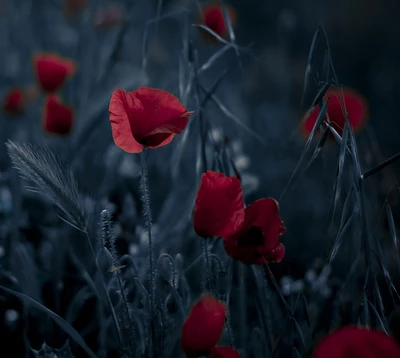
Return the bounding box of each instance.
[3,88,24,115]
[193,171,285,265]
[181,294,227,358]
[211,346,241,358]
[313,326,400,358]
[42,94,74,136]
[301,87,368,139]
[32,53,76,93]
[109,87,193,153]
[193,170,245,238]
[198,3,236,42]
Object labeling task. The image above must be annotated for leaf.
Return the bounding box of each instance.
[0,286,97,358]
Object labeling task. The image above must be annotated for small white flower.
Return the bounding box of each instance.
[5,309,19,323]
[129,244,139,256]
[305,269,316,282]
[231,140,242,154]
[210,128,223,143]
[234,155,250,170]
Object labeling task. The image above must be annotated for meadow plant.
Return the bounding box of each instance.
[1,1,400,358]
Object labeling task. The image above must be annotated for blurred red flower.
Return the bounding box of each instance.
[32,53,76,93]
[64,0,88,17]
[109,87,193,153]
[43,94,74,136]
[3,88,24,115]
[193,170,285,265]
[193,171,245,238]
[211,346,241,358]
[93,3,125,29]
[301,87,368,139]
[181,294,227,358]
[314,326,400,358]
[199,3,236,42]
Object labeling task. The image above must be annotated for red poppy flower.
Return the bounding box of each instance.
[314,326,400,358]
[301,87,368,139]
[181,294,227,358]
[32,53,76,93]
[211,346,241,358]
[3,88,24,115]
[223,198,286,265]
[43,94,74,136]
[109,87,193,153]
[193,171,285,265]
[193,170,245,238]
[199,3,236,42]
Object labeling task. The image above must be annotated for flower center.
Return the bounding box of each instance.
[237,225,264,247]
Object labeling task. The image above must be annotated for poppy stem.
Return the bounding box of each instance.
[139,148,155,357]
[202,240,211,292]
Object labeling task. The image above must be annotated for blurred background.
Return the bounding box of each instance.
[1,0,400,356]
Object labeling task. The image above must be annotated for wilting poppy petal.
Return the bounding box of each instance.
[33,53,76,93]
[193,171,245,238]
[64,0,88,16]
[301,87,368,139]
[109,87,193,153]
[181,294,227,357]
[223,198,286,265]
[314,326,400,358]
[199,3,236,42]
[43,95,74,136]
[211,346,241,358]
[3,87,24,115]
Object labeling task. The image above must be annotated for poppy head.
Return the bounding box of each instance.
[223,198,286,265]
[313,326,400,358]
[211,346,241,358]
[32,52,76,93]
[3,87,25,116]
[181,294,227,357]
[109,86,193,153]
[42,94,74,136]
[193,170,245,238]
[301,87,368,140]
[198,3,236,42]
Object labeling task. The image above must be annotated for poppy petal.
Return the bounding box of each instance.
[199,3,237,41]
[243,198,285,252]
[254,243,286,265]
[211,346,241,358]
[43,95,74,136]
[109,89,143,153]
[314,326,400,358]
[193,170,245,238]
[301,87,368,139]
[33,53,76,93]
[109,87,192,152]
[130,87,191,144]
[3,88,24,115]
[181,294,227,357]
